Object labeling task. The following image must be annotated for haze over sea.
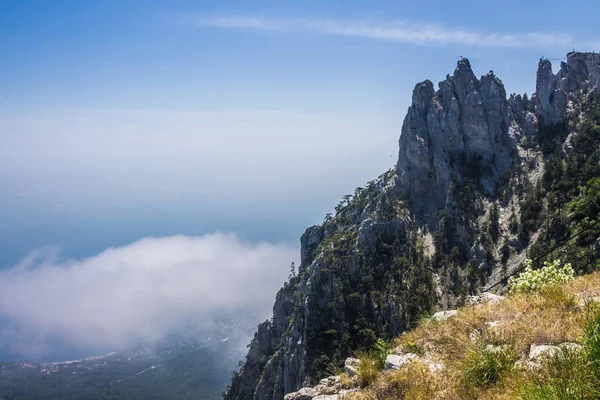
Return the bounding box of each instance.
[1,0,598,361]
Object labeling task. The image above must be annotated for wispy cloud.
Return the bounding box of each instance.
[0,234,296,359]
[193,16,572,48]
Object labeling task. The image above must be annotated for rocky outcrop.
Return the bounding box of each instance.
[396,59,517,214]
[224,53,600,400]
[534,52,600,127]
[528,342,583,363]
[283,372,359,400]
[431,309,457,322]
[384,353,417,370]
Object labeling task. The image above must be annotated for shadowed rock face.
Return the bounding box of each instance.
[223,53,600,400]
[396,58,516,216]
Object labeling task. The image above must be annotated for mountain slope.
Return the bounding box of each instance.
[287,269,600,400]
[224,52,600,400]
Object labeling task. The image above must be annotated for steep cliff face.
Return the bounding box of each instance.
[396,59,516,215]
[224,53,600,400]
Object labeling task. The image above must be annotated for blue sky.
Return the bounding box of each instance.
[2,0,598,263]
[0,0,599,360]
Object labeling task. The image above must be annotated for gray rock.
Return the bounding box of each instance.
[466,293,505,306]
[529,344,557,362]
[535,53,600,127]
[529,343,583,362]
[284,387,318,400]
[313,375,342,395]
[509,238,523,252]
[357,218,406,254]
[431,310,457,321]
[514,359,541,371]
[396,58,516,215]
[343,357,360,377]
[300,226,324,268]
[384,353,417,370]
[312,396,340,400]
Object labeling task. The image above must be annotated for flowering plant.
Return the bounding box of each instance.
[508,259,574,293]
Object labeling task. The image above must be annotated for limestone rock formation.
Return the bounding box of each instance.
[224,53,600,400]
[396,59,516,215]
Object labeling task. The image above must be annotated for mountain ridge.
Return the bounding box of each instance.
[224,51,600,400]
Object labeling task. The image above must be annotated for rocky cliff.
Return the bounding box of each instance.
[224,52,600,400]
[396,58,516,215]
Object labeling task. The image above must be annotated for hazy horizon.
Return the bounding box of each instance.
[1,0,599,362]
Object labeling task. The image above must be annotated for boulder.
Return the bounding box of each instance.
[529,342,583,362]
[384,353,417,370]
[343,357,360,377]
[466,293,504,306]
[431,310,457,322]
[313,376,341,395]
[284,387,318,400]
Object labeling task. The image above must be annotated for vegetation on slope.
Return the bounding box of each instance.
[344,271,600,399]
[289,95,600,398]
[226,87,600,399]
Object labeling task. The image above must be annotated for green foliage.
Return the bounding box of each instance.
[372,338,390,370]
[568,177,600,225]
[489,203,500,243]
[520,136,536,149]
[508,259,574,293]
[303,214,434,382]
[518,179,544,244]
[537,122,568,155]
[458,343,516,388]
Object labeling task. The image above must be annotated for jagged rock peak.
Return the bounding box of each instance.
[535,52,600,126]
[396,58,515,216]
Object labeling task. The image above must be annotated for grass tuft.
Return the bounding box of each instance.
[584,310,600,382]
[354,350,381,387]
[458,343,516,388]
[519,346,596,400]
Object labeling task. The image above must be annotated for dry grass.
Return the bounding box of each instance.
[354,350,381,387]
[347,361,449,400]
[339,372,355,388]
[350,272,600,399]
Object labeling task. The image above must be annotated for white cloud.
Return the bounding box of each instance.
[0,234,296,358]
[193,16,572,48]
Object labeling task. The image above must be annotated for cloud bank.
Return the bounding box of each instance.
[193,16,572,48]
[0,234,296,359]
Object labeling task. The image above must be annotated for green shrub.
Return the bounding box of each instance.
[458,343,516,387]
[372,338,390,369]
[508,259,574,293]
